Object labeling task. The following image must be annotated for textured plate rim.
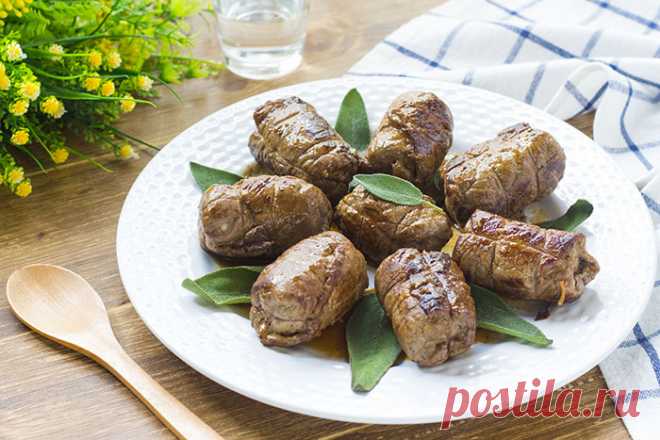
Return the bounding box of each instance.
[116,76,657,424]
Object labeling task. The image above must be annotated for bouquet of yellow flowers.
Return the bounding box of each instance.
[0,0,222,198]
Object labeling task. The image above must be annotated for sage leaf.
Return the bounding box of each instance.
[471,284,552,347]
[538,199,594,232]
[190,161,242,191]
[182,266,263,306]
[346,294,401,392]
[351,173,424,206]
[335,88,371,151]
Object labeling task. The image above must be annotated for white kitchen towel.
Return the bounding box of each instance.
[349,0,660,437]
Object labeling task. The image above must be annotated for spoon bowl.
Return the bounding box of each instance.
[6,264,222,440]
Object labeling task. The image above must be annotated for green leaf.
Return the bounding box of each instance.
[190,161,242,191]
[471,284,553,347]
[351,173,424,206]
[538,199,594,232]
[335,88,370,151]
[346,294,401,392]
[182,266,263,306]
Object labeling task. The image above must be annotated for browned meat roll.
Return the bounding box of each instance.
[453,210,600,303]
[335,185,452,264]
[250,231,368,347]
[248,96,360,204]
[375,249,476,367]
[362,91,453,198]
[199,175,332,259]
[441,123,566,224]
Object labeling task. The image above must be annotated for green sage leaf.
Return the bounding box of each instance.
[335,88,371,151]
[346,294,401,392]
[351,173,424,206]
[182,266,263,306]
[471,284,553,347]
[190,161,242,191]
[538,199,594,232]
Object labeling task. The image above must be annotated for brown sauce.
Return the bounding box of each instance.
[305,320,349,360]
[441,227,460,256]
[241,161,269,178]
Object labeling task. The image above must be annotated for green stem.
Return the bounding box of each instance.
[23,34,157,48]
[65,145,113,173]
[24,49,90,58]
[105,125,160,150]
[422,200,446,214]
[28,65,87,81]
[150,54,223,67]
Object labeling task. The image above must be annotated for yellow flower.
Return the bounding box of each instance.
[88,50,102,69]
[0,62,5,75]
[20,81,41,101]
[118,143,134,159]
[10,129,29,145]
[120,94,136,113]
[136,75,154,92]
[15,180,32,197]
[52,147,69,164]
[0,74,10,91]
[8,167,24,184]
[107,51,122,69]
[6,41,26,61]
[9,99,29,116]
[40,96,66,119]
[82,74,101,91]
[100,80,115,96]
[48,44,64,61]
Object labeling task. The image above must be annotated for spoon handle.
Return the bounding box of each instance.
[95,341,223,440]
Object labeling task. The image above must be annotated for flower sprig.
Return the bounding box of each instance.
[0,0,223,198]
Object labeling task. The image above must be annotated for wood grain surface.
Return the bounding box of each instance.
[0,1,631,439]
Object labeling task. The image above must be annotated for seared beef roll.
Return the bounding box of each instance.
[249,96,360,204]
[199,175,332,259]
[375,249,476,367]
[250,231,368,347]
[335,185,452,264]
[441,123,566,224]
[453,210,600,303]
[362,91,453,198]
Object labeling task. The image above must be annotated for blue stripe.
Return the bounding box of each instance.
[492,23,660,90]
[620,327,660,348]
[434,22,466,65]
[382,40,449,70]
[524,63,545,104]
[462,69,475,85]
[609,80,660,103]
[583,82,608,112]
[504,26,532,63]
[601,139,660,153]
[586,0,659,31]
[624,388,660,403]
[655,45,660,58]
[345,71,419,79]
[484,0,534,23]
[642,193,660,215]
[493,23,578,58]
[644,6,660,35]
[633,324,660,386]
[655,280,660,288]
[581,30,602,58]
[564,81,590,108]
[619,80,653,170]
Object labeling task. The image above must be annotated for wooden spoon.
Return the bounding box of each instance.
[6,264,223,440]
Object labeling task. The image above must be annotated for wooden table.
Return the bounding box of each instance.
[0,1,632,439]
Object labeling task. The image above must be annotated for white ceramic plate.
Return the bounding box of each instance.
[117,77,656,424]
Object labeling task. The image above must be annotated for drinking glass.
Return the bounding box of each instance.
[213,0,311,80]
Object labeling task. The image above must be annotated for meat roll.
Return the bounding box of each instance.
[335,185,453,264]
[453,210,600,303]
[362,91,453,198]
[375,249,476,367]
[250,231,368,347]
[199,175,332,259]
[441,123,566,224]
[249,96,360,204]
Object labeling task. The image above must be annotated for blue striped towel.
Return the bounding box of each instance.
[349,0,660,436]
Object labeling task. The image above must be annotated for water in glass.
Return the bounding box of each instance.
[215,0,310,80]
